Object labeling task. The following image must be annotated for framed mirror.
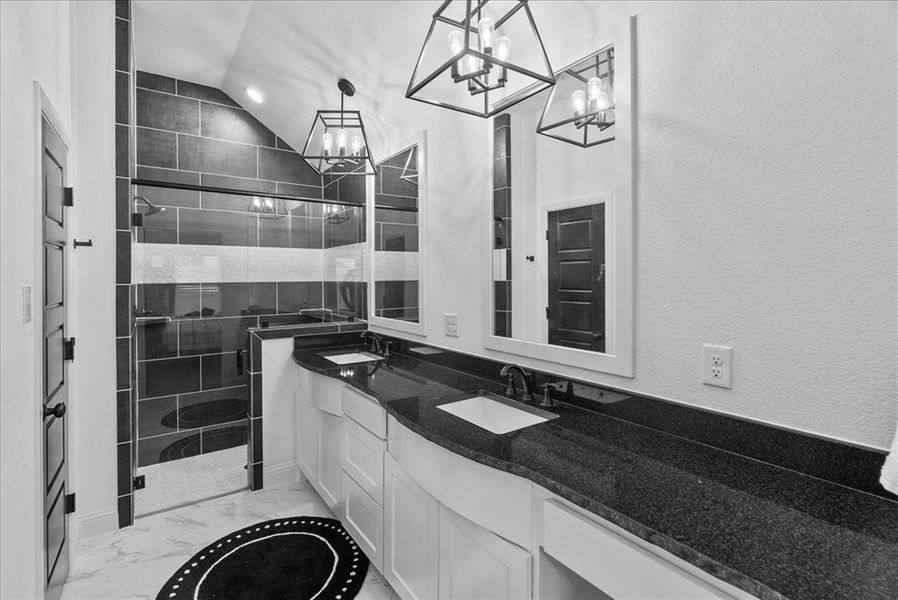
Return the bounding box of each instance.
[368,131,427,336]
[484,18,634,377]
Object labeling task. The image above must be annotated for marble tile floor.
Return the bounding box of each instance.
[62,478,398,600]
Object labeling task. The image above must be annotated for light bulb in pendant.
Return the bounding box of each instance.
[465,54,480,74]
[495,36,511,62]
[322,132,333,156]
[336,128,348,154]
[477,16,495,50]
[350,134,362,156]
[572,90,586,117]
[447,30,464,56]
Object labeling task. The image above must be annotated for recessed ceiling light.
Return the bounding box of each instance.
[246,88,264,103]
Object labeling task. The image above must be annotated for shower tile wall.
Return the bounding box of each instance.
[373,147,419,322]
[493,114,512,337]
[133,71,366,468]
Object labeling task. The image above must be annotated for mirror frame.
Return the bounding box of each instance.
[367,130,428,337]
[482,17,634,377]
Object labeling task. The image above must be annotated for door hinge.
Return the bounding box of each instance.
[64,493,76,514]
[63,187,74,207]
[545,306,550,319]
[63,337,75,361]
[133,475,146,490]
[545,229,549,240]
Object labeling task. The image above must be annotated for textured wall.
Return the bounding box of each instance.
[379,1,898,450]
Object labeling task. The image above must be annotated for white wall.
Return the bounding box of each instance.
[262,338,301,486]
[0,2,74,597]
[375,1,898,450]
[69,0,118,542]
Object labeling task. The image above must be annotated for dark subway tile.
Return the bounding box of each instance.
[178,208,257,247]
[200,191,254,211]
[137,395,178,438]
[291,217,323,249]
[202,421,248,455]
[116,284,131,337]
[277,181,322,199]
[136,71,175,94]
[250,462,263,491]
[117,390,131,444]
[116,177,131,230]
[116,230,130,284]
[276,136,295,151]
[117,442,132,495]
[137,430,201,467]
[493,156,509,189]
[135,184,199,209]
[175,80,240,107]
[136,321,178,360]
[137,283,202,319]
[374,193,417,211]
[201,102,276,147]
[277,282,323,313]
[115,71,130,125]
[115,18,129,72]
[250,335,262,372]
[178,316,258,356]
[138,356,201,398]
[375,208,417,225]
[200,174,276,194]
[178,135,257,178]
[375,280,418,310]
[494,217,511,250]
[137,166,199,186]
[134,205,177,244]
[116,125,130,177]
[115,0,130,20]
[323,180,339,202]
[117,495,133,528]
[378,166,418,198]
[493,188,510,219]
[136,88,199,134]
[258,147,321,186]
[136,127,177,169]
[179,387,247,429]
[494,281,511,311]
[286,201,323,218]
[250,418,262,460]
[494,310,511,337]
[201,352,245,390]
[337,174,368,205]
[250,373,262,418]
[381,223,418,252]
[494,113,510,130]
[258,215,290,248]
[324,281,367,320]
[200,282,276,318]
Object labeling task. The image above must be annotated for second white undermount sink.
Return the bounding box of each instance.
[322,351,384,365]
[437,395,557,434]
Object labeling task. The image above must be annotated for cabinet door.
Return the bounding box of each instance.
[297,398,318,482]
[343,416,385,505]
[384,453,439,600]
[342,472,384,572]
[317,410,343,510]
[438,505,531,600]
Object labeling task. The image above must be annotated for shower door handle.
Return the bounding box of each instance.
[236,349,244,376]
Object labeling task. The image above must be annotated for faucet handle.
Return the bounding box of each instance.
[504,373,517,398]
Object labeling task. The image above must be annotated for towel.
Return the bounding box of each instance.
[881,420,898,496]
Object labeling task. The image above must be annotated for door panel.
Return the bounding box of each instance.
[547,203,605,352]
[42,115,69,600]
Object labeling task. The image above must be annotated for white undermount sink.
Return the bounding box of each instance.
[437,395,557,434]
[322,351,384,365]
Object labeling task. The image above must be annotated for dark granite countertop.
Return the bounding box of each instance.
[293,344,898,600]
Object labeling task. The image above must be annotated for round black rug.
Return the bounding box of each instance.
[156,517,369,600]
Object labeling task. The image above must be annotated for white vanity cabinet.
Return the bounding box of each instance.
[296,370,344,513]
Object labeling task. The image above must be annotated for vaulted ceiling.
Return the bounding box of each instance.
[133,1,610,154]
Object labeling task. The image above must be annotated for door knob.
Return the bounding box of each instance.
[44,403,66,419]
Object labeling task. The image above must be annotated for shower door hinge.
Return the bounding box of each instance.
[63,337,75,361]
[63,187,74,207]
[133,475,146,490]
[64,493,76,514]
[545,306,550,319]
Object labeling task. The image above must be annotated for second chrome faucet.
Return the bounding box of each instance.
[500,364,534,403]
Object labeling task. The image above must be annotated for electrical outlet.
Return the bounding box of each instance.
[702,344,733,389]
[444,313,459,337]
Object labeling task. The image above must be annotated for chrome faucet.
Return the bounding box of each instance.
[360,331,383,355]
[500,364,534,403]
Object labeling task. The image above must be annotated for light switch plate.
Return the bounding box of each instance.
[22,285,32,323]
[444,313,458,337]
[702,344,733,389]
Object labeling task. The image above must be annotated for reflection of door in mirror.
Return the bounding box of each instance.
[547,203,605,352]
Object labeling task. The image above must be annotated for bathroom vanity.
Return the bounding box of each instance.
[287,333,898,600]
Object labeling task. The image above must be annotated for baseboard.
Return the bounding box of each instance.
[264,461,301,487]
[76,507,117,539]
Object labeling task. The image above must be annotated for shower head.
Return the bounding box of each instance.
[134,195,165,216]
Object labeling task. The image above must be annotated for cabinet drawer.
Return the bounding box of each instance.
[341,385,385,438]
[343,416,385,506]
[342,472,384,573]
[309,372,342,416]
[542,500,737,599]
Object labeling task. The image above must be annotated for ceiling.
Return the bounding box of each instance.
[133,1,610,155]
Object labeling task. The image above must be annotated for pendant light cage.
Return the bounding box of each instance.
[406,0,556,118]
[301,79,377,176]
[537,45,616,147]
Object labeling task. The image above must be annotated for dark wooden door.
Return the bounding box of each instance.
[42,115,70,600]
[547,204,605,352]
